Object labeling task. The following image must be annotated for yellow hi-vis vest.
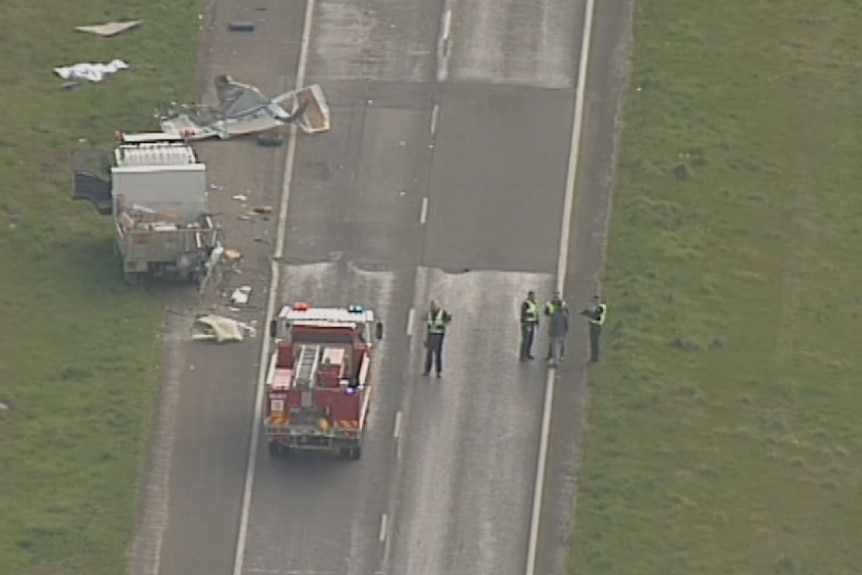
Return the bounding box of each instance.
[590,303,607,326]
[523,300,538,322]
[427,310,447,334]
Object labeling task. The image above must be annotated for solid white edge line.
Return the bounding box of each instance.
[231,0,317,574]
[524,0,596,575]
[430,103,440,136]
[393,410,403,439]
[442,9,452,42]
[379,513,389,542]
[406,307,415,336]
[419,197,429,224]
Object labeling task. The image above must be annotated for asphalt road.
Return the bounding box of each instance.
[130,0,633,574]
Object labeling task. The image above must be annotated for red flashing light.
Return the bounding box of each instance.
[292,302,310,311]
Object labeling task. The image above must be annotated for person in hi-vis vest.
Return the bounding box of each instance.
[423,300,452,377]
[519,290,539,361]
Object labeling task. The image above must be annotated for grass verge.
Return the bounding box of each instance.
[0,1,204,573]
[571,1,862,574]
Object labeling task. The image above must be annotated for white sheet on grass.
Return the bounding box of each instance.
[54,59,129,83]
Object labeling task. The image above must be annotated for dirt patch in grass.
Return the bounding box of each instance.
[0,1,205,574]
[571,1,862,574]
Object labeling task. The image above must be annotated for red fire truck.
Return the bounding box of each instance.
[264,303,383,460]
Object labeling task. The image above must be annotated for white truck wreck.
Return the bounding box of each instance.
[71,132,223,285]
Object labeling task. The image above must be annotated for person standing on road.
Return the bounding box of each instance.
[544,291,569,368]
[423,300,452,377]
[580,295,607,363]
[519,290,540,361]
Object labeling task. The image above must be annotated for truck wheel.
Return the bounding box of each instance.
[267,441,282,457]
[350,446,362,460]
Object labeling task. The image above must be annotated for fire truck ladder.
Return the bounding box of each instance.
[294,344,322,390]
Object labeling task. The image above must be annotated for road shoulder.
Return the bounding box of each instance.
[533,1,635,574]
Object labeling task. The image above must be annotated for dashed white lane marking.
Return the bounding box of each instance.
[430,103,440,136]
[436,6,453,81]
[379,513,389,543]
[393,410,403,439]
[420,197,429,224]
[406,307,415,336]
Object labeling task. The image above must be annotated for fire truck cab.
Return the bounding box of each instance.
[264,303,383,460]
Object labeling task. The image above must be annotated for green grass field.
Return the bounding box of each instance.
[0,2,204,573]
[571,1,862,574]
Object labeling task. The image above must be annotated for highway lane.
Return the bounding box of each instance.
[238,0,443,573]
[383,0,583,573]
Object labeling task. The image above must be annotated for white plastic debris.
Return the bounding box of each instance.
[232,194,248,202]
[230,286,252,305]
[54,59,129,83]
[191,315,257,343]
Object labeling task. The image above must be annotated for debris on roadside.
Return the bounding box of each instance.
[230,285,252,305]
[158,74,331,140]
[76,20,142,37]
[252,205,273,215]
[191,314,256,343]
[232,193,248,202]
[228,21,256,32]
[0,399,13,411]
[256,130,284,147]
[225,249,243,262]
[55,59,129,83]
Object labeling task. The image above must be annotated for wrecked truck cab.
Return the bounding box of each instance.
[69,132,224,286]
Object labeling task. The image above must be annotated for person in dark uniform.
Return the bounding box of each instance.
[580,295,607,363]
[519,290,540,360]
[544,291,570,368]
[423,300,452,377]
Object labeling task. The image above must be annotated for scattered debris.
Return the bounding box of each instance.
[228,21,256,32]
[232,194,248,202]
[159,74,331,140]
[225,249,243,261]
[230,285,253,305]
[256,130,284,147]
[192,314,256,343]
[252,205,273,215]
[76,20,142,37]
[55,59,129,83]
[0,399,12,411]
[210,184,224,191]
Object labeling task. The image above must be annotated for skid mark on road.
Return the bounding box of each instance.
[309,0,438,82]
[445,0,576,88]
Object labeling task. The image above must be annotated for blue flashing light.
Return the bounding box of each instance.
[347,305,364,314]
